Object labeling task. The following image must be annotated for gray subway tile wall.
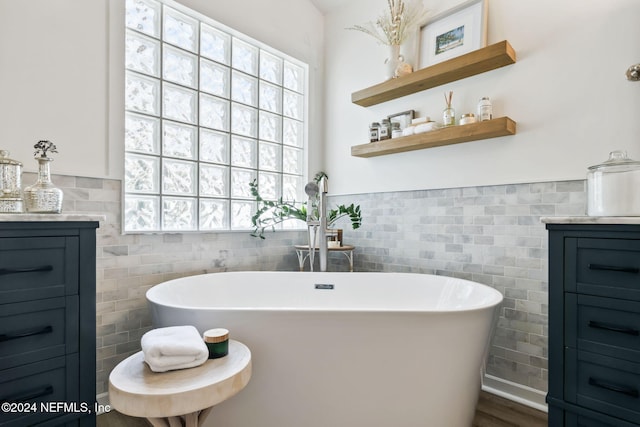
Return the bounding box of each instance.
[331,180,586,392]
[30,171,587,396]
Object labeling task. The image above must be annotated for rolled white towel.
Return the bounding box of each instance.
[141,325,208,373]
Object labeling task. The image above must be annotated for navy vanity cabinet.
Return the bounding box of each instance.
[0,220,98,427]
[547,223,640,426]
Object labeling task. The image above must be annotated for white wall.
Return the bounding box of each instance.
[0,0,324,179]
[324,0,640,196]
[0,0,111,178]
[3,0,639,192]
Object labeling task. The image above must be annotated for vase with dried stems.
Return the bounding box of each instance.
[346,0,427,79]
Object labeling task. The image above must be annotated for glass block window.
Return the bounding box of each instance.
[124,0,307,232]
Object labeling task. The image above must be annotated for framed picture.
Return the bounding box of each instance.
[417,0,488,69]
[388,110,415,130]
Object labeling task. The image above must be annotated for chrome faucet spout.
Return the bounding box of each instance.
[319,175,328,193]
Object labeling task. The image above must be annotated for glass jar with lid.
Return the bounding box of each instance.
[369,122,380,142]
[0,150,23,213]
[459,113,476,125]
[378,119,391,140]
[477,97,492,121]
[587,150,640,216]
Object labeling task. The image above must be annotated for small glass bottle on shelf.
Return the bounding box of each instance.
[369,122,380,142]
[378,119,391,140]
[443,91,455,127]
[443,106,455,127]
[477,97,493,121]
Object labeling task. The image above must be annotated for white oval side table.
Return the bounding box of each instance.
[109,340,251,427]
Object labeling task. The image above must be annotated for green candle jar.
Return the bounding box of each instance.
[203,328,229,359]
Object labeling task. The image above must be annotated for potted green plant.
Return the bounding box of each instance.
[250,172,362,239]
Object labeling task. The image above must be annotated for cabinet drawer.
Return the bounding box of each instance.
[0,236,79,304]
[549,401,640,427]
[565,349,640,424]
[564,411,638,426]
[0,355,79,427]
[574,238,640,300]
[565,294,640,362]
[0,297,78,369]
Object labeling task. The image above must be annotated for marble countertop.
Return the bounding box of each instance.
[541,216,640,225]
[0,213,105,222]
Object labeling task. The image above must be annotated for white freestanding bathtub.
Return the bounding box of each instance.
[146,271,503,427]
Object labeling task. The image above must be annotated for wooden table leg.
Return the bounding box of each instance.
[147,416,193,427]
[147,408,214,427]
[167,416,183,427]
[198,407,214,426]
[147,418,169,427]
[184,413,198,427]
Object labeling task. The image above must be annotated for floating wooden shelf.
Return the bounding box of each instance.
[351,40,516,107]
[350,117,516,158]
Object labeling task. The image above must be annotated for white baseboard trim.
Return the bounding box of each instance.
[481,374,548,413]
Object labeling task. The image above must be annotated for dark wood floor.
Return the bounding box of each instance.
[473,391,547,427]
[97,409,147,427]
[97,391,548,426]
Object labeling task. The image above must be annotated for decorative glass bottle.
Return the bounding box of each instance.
[477,97,493,121]
[443,91,455,127]
[23,140,63,213]
[443,106,456,127]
